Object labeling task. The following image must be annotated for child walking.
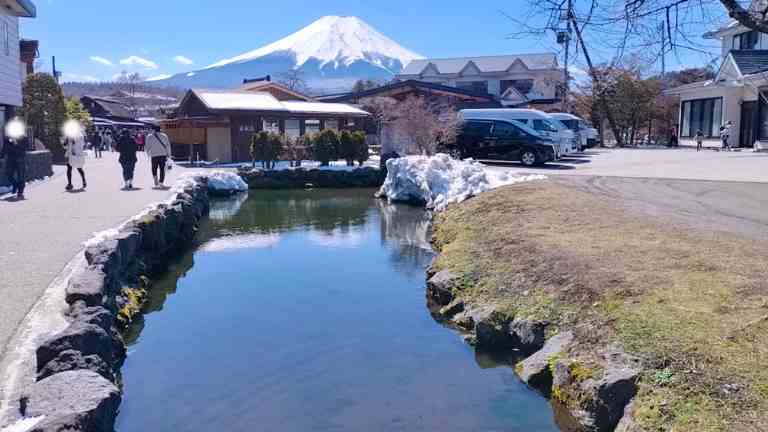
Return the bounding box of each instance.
[695,129,704,152]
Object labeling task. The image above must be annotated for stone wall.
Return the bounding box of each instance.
[19,179,211,432]
[239,166,383,190]
[0,150,54,187]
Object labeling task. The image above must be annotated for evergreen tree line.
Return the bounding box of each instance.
[250,129,369,169]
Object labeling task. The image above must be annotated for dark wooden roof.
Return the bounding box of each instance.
[730,50,768,75]
[81,96,134,120]
[318,79,498,103]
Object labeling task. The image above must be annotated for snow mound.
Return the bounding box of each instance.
[377,154,546,211]
[199,171,249,192]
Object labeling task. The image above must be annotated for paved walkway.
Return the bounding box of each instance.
[485,148,768,183]
[0,152,183,361]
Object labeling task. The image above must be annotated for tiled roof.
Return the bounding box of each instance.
[319,79,497,103]
[400,53,558,75]
[730,50,768,76]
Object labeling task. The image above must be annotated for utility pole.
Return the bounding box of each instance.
[52,56,60,83]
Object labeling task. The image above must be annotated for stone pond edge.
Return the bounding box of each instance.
[20,177,216,432]
[426,246,643,432]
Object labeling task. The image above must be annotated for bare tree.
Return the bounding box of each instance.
[389,96,461,156]
[115,71,144,116]
[276,69,309,93]
[360,96,398,150]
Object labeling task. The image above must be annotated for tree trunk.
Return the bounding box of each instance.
[570,12,625,147]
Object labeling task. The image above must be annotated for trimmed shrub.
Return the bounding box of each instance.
[250,131,283,170]
[339,130,356,166]
[313,129,339,166]
[352,131,369,166]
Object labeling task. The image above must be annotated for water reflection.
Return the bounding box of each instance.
[117,189,558,432]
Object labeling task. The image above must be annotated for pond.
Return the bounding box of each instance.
[115,189,560,432]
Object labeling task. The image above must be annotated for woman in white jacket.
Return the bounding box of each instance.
[145,129,172,188]
[64,127,87,191]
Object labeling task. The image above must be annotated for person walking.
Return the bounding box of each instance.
[1,136,27,199]
[145,128,172,188]
[92,132,103,159]
[695,129,704,152]
[64,133,87,190]
[116,129,138,189]
[719,121,732,151]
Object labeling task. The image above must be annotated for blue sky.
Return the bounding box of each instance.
[22,0,727,83]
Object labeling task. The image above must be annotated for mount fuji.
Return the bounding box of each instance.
[150,16,423,93]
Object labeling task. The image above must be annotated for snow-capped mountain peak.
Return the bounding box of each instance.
[206,16,423,73]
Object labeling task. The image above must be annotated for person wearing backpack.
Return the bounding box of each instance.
[116,129,138,190]
[145,128,172,188]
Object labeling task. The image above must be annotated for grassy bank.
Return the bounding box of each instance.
[432,181,768,431]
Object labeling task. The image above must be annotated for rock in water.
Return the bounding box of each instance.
[426,270,458,306]
[518,331,575,392]
[22,370,121,432]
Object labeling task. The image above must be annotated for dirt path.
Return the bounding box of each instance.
[555,176,768,241]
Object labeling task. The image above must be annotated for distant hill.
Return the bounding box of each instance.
[149,16,422,93]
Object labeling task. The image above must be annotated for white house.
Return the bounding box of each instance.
[396,54,564,108]
[665,16,768,149]
[0,0,36,135]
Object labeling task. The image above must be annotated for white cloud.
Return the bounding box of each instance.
[119,55,158,70]
[146,74,172,82]
[173,55,194,65]
[89,56,114,67]
[62,73,100,83]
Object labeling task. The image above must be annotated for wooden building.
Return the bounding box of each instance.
[162,86,369,163]
[318,79,501,109]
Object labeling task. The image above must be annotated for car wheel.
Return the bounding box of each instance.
[520,150,538,166]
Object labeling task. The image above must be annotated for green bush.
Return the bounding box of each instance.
[22,73,67,162]
[352,131,369,166]
[250,131,283,170]
[339,130,356,166]
[313,129,339,166]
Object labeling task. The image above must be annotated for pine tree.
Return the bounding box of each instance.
[22,73,67,161]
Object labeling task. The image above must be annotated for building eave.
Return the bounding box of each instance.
[5,0,36,17]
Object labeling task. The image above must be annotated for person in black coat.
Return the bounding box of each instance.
[116,129,138,189]
[1,137,27,199]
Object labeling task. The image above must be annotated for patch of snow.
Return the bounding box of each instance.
[202,171,249,192]
[377,154,546,211]
[0,416,45,432]
[205,16,423,72]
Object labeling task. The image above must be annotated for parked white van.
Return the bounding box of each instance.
[460,109,578,155]
[549,113,599,150]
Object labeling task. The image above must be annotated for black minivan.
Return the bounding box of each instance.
[446,119,559,166]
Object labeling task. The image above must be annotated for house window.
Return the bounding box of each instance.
[456,81,488,94]
[305,119,320,134]
[501,79,534,95]
[263,118,280,134]
[680,98,722,138]
[733,30,759,50]
[324,119,338,131]
[285,119,300,138]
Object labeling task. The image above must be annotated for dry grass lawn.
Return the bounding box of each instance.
[432,181,768,431]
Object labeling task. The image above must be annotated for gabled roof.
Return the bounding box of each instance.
[183,89,368,116]
[400,53,558,76]
[729,50,768,76]
[318,79,498,103]
[81,96,134,119]
[240,80,312,101]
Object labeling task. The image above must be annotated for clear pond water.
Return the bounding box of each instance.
[116,189,560,432]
